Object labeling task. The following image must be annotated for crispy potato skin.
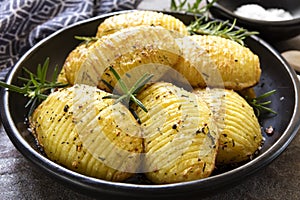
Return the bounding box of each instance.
[194,88,263,165]
[135,82,219,183]
[96,10,189,37]
[30,84,143,181]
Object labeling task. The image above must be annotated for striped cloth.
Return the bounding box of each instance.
[0,0,142,80]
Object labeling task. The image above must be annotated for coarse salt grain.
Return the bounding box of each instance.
[234,4,293,21]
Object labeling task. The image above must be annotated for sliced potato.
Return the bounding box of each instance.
[193,88,263,165]
[30,84,143,181]
[135,82,219,183]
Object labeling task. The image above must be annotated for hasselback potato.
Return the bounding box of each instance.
[58,10,188,87]
[30,84,143,181]
[174,35,261,90]
[135,82,219,183]
[193,88,263,164]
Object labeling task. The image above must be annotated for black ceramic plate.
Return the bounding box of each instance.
[1,11,300,199]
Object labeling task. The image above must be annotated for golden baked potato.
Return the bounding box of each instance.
[72,26,182,91]
[30,84,143,181]
[174,35,261,90]
[58,10,189,87]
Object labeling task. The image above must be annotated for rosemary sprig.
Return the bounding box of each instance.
[170,0,258,45]
[102,66,153,113]
[0,58,68,116]
[188,17,259,46]
[245,90,277,117]
[170,0,216,16]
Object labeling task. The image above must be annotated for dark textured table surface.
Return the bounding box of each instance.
[1,1,300,199]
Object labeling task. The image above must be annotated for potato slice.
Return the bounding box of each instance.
[30,84,143,181]
[135,82,219,183]
[194,88,263,165]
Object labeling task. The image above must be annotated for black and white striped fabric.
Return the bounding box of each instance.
[0,0,142,80]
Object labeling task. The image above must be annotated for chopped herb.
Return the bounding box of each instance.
[172,124,177,129]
